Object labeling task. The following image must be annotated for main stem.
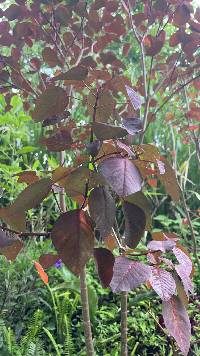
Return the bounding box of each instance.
[80,267,94,356]
[121,292,128,356]
[59,150,94,354]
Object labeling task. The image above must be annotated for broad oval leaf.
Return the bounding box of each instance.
[158,158,180,202]
[125,191,152,230]
[16,171,39,185]
[51,210,94,276]
[39,254,60,269]
[123,202,146,248]
[149,267,176,301]
[53,65,88,81]
[162,296,191,355]
[173,247,193,276]
[11,178,52,212]
[39,127,72,152]
[88,187,116,239]
[122,118,143,135]
[32,86,68,122]
[0,229,23,261]
[93,247,115,288]
[92,122,127,140]
[98,157,142,197]
[110,256,151,292]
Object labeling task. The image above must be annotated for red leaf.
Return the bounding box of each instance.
[39,254,60,269]
[88,187,116,239]
[94,247,115,288]
[110,256,151,292]
[173,4,190,26]
[123,202,146,248]
[34,261,49,285]
[149,267,176,301]
[162,296,191,355]
[51,210,94,275]
[98,157,142,197]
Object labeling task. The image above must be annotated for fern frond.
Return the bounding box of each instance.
[63,314,75,356]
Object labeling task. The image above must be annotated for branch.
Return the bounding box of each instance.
[121,292,128,356]
[0,225,50,237]
[154,73,200,116]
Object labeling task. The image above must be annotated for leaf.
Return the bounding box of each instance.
[0,208,26,232]
[98,157,142,197]
[88,187,116,239]
[147,240,176,252]
[32,86,68,122]
[51,210,94,275]
[62,167,106,198]
[122,118,143,135]
[53,66,88,82]
[1,239,23,261]
[0,228,23,261]
[86,140,102,157]
[124,191,152,230]
[42,47,61,68]
[173,272,189,308]
[93,248,115,288]
[162,296,191,355]
[158,158,180,202]
[125,85,142,110]
[34,261,49,285]
[173,4,190,26]
[87,89,115,123]
[123,202,146,248]
[39,254,60,269]
[15,171,39,185]
[39,127,72,152]
[134,144,160,162]
[175,264,193,296]
[152,231,179,241]
[9,178,52,212]
[110,256,151,292]
[149,267,176,301]
[173,247,193,276]
[92,122,127,140]
[144,31,166,56]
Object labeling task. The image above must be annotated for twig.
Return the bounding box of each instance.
[0,225,50,237]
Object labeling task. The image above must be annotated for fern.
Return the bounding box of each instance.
[20,309,43,352]
[63,314,75,356]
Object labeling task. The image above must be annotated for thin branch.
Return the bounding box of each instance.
[154,73,200,116]
[0,225,50,237]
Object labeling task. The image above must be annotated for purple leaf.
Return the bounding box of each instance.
[86,140,102,157]
[162,296,191,355]
[110,256,151,292]
[116,140,135,157]
[123,202,146,248]
[88,187,116,239]
[94,247,115,288]
[125,85,142,110]
[173,247,192,275]
[92,122,127,140]
[122,118,143,135]
[175,264,193,296]
[98,157,142,197]
[150,267,176,301]
[147,240,176,252]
